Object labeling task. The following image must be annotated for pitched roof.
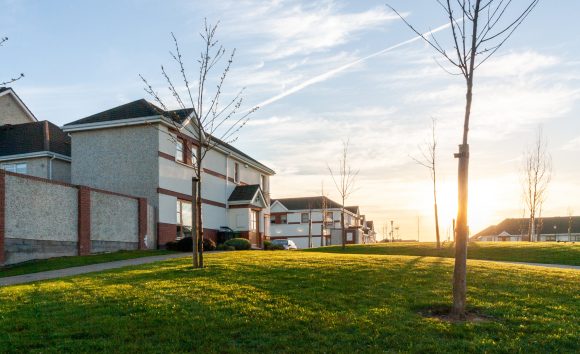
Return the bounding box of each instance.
[0,87,8,94]
[64,99,192,126]
[345,206,359,214]
[228,185,261,202]
[474,216,580,238]
[64,99,274,174]
[272,196,343,210]
[0,121,70,157]
[0,87,38,122]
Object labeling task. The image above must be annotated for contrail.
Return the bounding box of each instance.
[252,22,451,110]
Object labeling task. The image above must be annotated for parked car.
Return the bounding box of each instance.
[271,239,298,250]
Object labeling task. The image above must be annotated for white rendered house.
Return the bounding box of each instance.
[63,99,275,248]
[269,196,364,248]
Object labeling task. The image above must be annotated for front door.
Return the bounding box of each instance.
[249,210,260,247]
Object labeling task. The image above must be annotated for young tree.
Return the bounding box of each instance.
[1,37,24,85]
[328,139,359,250]
[388,0,539,319]
[320,182,329,247]
[307,201,313,248]
[522,128,552,242]
[411,117,441,248]
[140,20,256,268]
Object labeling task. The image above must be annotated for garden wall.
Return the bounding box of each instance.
[0,170,148,265]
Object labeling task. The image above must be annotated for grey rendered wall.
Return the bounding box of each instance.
[4,174,78,264]
[90,190,139,252]
[70,125,159,246]
[50,159,71,183]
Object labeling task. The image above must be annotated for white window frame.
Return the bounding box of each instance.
[1,162,27,174]
[176,138,185,163]
[301,213,309,224]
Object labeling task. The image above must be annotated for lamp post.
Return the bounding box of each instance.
[553,225,557,242]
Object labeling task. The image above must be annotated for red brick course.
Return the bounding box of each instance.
[77,186,91,255]
[157,222,177,247]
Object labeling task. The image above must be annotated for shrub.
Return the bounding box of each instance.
[269,244,285,250]
[263,241,272,250]
[203,238,216,251]
[165,241,179,251]
[224,238,251,250]
[169,237,216,252]
[216,244,227,251]
[263,241,285,250]
[226,245,236,251]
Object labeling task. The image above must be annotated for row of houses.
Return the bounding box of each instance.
[473,216,580,242]
[0,87,375,264]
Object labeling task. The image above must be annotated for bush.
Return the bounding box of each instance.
[264,241,285,250]
[216,244,236,251]
[224,238,251,250]
[203,238,216,251]
[168,237,216,252]
[226,245,236,251]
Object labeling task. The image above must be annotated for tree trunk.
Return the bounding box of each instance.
[191,177,199,268]
[433,175,441,249]
[308,210,313,248]
[320,224,324,247]
[452,144,469,319]
[341,206,346,250]
[197,174,204,268]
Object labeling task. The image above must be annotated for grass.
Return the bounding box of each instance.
[304,241,580,266]
[0,250,174,278]
[0,251,578,353]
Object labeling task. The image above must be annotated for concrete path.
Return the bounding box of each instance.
[1,252,578,287]
[483,260,580,270]
[0,253,190,287]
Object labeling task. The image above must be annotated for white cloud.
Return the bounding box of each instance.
[561,136,580,151]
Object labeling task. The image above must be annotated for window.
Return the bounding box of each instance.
[191,145,197,167]
[325,211,333,224]
[176,138,185,163]
[1,163,27,174]
[250,211,257,231]
[270,215,276,224]
[234,162,240,183]
[301,213,309,224]
[280,214,287,224]
[176,199,192,239]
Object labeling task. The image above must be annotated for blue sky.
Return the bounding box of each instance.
[2,0,580,240]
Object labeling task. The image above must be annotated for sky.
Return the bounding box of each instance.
[2,0,580,241]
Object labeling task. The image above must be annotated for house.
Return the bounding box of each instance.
[269,196,365,248]
[473,216,580,242]
[362,219,377,244]
[0,87,71,182]
[62,99,275,248]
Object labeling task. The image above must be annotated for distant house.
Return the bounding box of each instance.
[473,216,580,242]
[0,87,71,182]
[62,99,275,248]
[270,196,368,248]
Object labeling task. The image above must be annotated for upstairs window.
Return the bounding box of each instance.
[176,138,185,163]
[325,211,333,224]
[270,215,276,224]
[234,162,240,183]
[1,163,27,174]
[191,145,197,167]
[280,214,287,224]
[301,213,309,224]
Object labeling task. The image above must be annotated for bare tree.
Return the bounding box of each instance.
[307,201,313,248]
[411,117,441,249]
[328,139,359,250]
[567,207,574,242]
[320,182,329,247]
[522,128,552,242]
[388,0,539,319]
[140,20,256,268]
[1,37,24,86]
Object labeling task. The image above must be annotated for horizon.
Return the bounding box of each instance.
[2,0,579,240]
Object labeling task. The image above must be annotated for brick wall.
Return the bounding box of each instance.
[0,170,149,266]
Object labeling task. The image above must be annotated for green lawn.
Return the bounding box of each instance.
[0,250,174,278]
[1,251,578,353]
[304,241,580,266]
